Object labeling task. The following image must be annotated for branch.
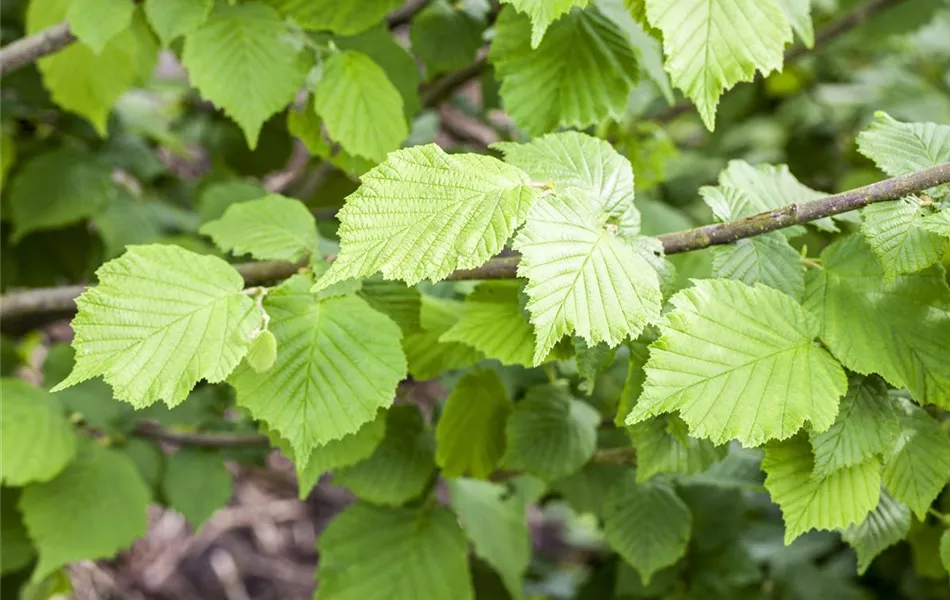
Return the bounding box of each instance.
[0,22,74,77]
[0,258,305,324]
[653,0,910,123]
[133,421,270,448]
[420,56,489,108]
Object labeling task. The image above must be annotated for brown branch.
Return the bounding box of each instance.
[0,258,305,324]
[0,22,74,77]
[133,421,270,448]
[420,56,489,108]
[652,0,910,123]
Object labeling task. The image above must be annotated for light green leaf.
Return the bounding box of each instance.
[230,275,405,459]
[199,194,318,262]
[334,405,436,506]
[503,383,600,480]
[882,400,950,519]
[1,489,34,575]
[53,244,263,408]
[494,131,640,234]
[842,491,911,574]
[514,191,662,365]
[646,0,791,130]
[264,0,402,35]
[245,330,277,373]
[448,478,531,600]
[162,449,232,529]
[776,0,814,47]
[711,233,804,300]
[489,6,639,134]
[436,369,511,478]
[921,209,950,238]
[335,24,422,117]
[313,145,540,289]
[359,280,422,335]
[628,414,724,483]
[803,235,950,408]
[20,442,149,581]
[762,434,880,544]
[1,379,77,487]
[292,412,386,500]
[67,0,135,54]
[626,279,847,446]
[603,474,691,584]
[182,3,309,149]
[861,198,947,278]
[809,374,900,479]
[500,0,590,47]
[314,51,407,162]
[405,296,484,380]
[410,1,485,76]
[10,148,115,242]
[856,111,950,180]
[144,0,212,45]
[28,0,157,135]
[712,160,836,231]
[197,180,268,224]
[315,502,472,600]
[440,281,536,367]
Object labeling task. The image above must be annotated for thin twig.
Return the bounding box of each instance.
[0,22,74,77]
[652,0,910,123]
[420,56,489,108]
[133,421,270,448]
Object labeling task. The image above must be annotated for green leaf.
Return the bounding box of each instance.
[410,1,485,76]
[1,488,34,576]
[489,6,639,134]
[197,180,268,223]
[162,449,232,529]
[809,374,900,479]
[762,434,881,544]
[777,0,814,47]
[494,131,641,233]
[942,529,950,575]
[626,279,847,446]
[199,194,319,262]
[0,126,15,193]
[440,281,536,367]
[335,24,422,117]
[405,296,485,379]
[313,145,540,289]
[315,502,473,600]
[861,198,947,278]
[684,446,765,490]
[574,339,618,395]
[921,209,950,238]
[841,491,911,574]
[144,0,212,45]
[333,405,435,505]
[120,438,165,494]
[9,148,116,242]
[92,192,165,258]
[628,414,724,483]
[53,244,263,408]
[182,3,309,149]
[448,478,531,600]
[503,383,600,480]
[856,111,950,180]
[67,0,136,54]
[645,0,791,130]
[500,0,590,47]
[245,330,278,373]
[20,441,149,581]
[514,191,662,365]
[292,412,386,500]
[1,380,77,487]
[314,50,408,162]
[230,275,405,459]
[28,0,157,135]
[803,235,950,408]
[603,474,691,584]
[711,234,805,300]
[709,160,837,231]
[551,462,626,516]
[264,0,402,35]
[359,280,422,335]
[436,369,512,478]
[881,400,950,519]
